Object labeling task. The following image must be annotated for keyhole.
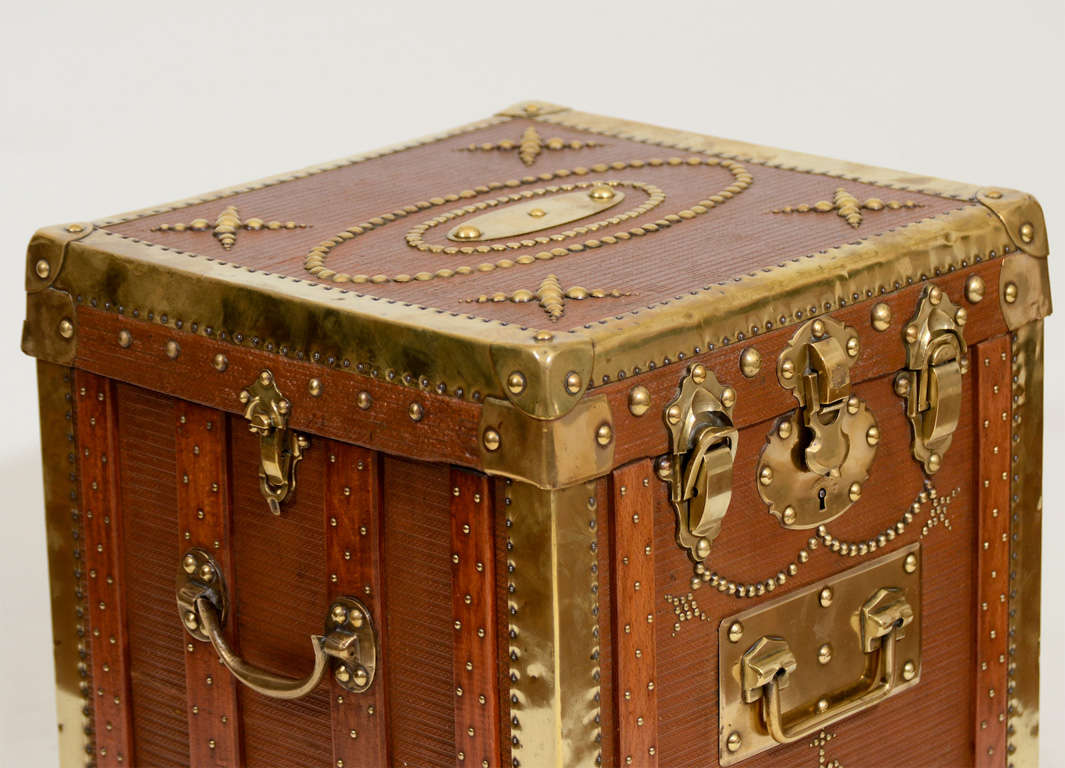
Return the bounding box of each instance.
[818,487,827,512]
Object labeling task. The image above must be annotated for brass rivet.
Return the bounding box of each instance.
[182,554,197,574]
[848,482,862,502]
[965,275,985,304]
[902,660,917,681]
[1019,222,1034,244]
[118,329,132,348]
[846,395,860,415]
[58,318,74,339]
[727,621,744,643]
[894,375,911,397]
[527,208,546,218]
[816,698,830,714]
[356,391,372,410]
[818,643,833,665]
[166,340,181,360]
[309,378,322,397]
[589,185,615,201]
[780,359,795,380]
[871,302,892,332]
[866,426,880,446]
[903,553,918,574]
[984,189,1002,199]
[726,731,742,753]
[628,386,651,416]
[506,371,526,395]
[212,353,228,372]
[782,506,797,525]
[759,466,773,486]
[482,428,501,452]
[259,370,273,386]
[66,223,85,233]
[35,258,51,279]
[183,611,198,631]
[666,404,682,425]
[777,420,793,440]
[846,336,860,358]
[564,371,582,395]
[331,604,348,625]
[408,403,424,422]
[690,363,707,384]
[928,286,942,305]
[352,667,369,688]
[595,423,613,447]
[198,564,214,582]
[904,324,919,344]
[695,538,710,560]
[819,587,833,607]
[811,319,826,338]
[955,307,968,326]
[739,347,761,378]
[927,452,942,473]
[533,330,554,343]
[453,225,482,241]
[335,666,351,684]
[524,103,540,114]
[1003,282,1018,304]
[720,387,736,409]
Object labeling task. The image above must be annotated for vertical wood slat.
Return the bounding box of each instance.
[76,370,134,766]
[611,460,659,767]
[326,443,390,767]
[176,402,243,767]
[450,469,501,768]
[974,336,1011,765]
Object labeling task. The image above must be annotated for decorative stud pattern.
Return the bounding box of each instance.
[326,444,388,767]
[465,273,630,321]
[151,205,309,250]
[176,402,241,767]
[664,592,711,637]
[462,124,602,166]
[771,187,921,228]
[809,730,843,768]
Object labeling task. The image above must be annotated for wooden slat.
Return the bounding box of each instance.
[974,335,1011,765]
[176,402,243,766]
[611,460,658,767]
[450,469,501,768]
[76,370,134,766]
[326,443,390,767]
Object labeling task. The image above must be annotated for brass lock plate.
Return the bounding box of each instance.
[446,184,627,241]
[719,544,921,765]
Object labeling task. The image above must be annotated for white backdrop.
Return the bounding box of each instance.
[2,1,1062,765]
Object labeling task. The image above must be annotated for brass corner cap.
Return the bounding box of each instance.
[25,222,93,293]
[975,188,1049,258]
[496,101,570,119]
[490,333,595,420]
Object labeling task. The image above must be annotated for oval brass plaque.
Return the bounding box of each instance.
[446,186,625,242]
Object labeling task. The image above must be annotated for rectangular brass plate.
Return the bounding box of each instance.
[718,543,922,765]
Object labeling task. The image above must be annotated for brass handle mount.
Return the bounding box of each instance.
[177,548,376,699]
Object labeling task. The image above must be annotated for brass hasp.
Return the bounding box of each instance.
[239,370,309,515]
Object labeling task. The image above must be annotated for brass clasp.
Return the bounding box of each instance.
[895,285,968,474]
[758,317,878,529]
[239,370,308,515]
[657,363,738,562]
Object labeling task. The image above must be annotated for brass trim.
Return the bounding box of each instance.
[504,480,602,768]
[22,288,76,366]
[975,188,1049,259]
[25,222,93,293]
[479,394,613,489]
[1008,321,1043,765]
[1000,253,1052,331]
[36,362,93,767]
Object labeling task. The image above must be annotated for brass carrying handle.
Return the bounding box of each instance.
[741,587,914,745]
[177,548,377,700]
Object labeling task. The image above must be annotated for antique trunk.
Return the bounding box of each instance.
[21,100,1050,768]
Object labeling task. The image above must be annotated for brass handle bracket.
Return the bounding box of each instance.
[657,363,738,563]
[239,370,309,515]
[176,548,377,699]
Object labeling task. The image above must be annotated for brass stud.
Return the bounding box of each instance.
[818,643,833,665]
[183,611,198,631]
[846,396,860,415]
[726,731,742,753]
[34,258,51,279]
[1003,282,1018,304]
[816,698,830,714]
[309,378,322,397]
[595,423,613,447]
[846,336,860,358]
[666,404,682,425]
[335,666,351,684]
[777,420,793,440]
[1019,222,1034,244]
[903,553,918,574]
[564,371,582,395]
[902,660,917,681]
[928,286,942,305]
[589,185,616,201]
[871,302,892,331]
[628,386,651,416]
[352,667,369,688]
[506,371,527,395]
[533,330,554,343]
[690,363,707,384]
[527,208,546,218]
[848,482,862,502]
[782,506,797,525]
[904,324,919,344]
[727,621,744,643]
[58,318,74,339]
[453,225,482,241]
[212,353,228,372]
[260,371,272,386]
[720,387,736,409]
[955,307,968,326]
[118,330,132,348]
[482,428,501,452]
[199,564,214,582]
[166,340,181,360]
[965,275,986,304]
[759,466,773,486]
[739,347,761,378]
[819,587,833,607]
[182,554,197,574]
[811,319,826,338]
[866,426,880,446]
[408,403,424,422]
[331,604,348,625]
[780,359,795,380]
[356,391,372,410]
[894,374,911,397]
[927,452,942,473]
[693,537,710,560]
[66,223,84,233]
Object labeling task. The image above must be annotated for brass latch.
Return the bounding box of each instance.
[895,285,968,474]
[239,370,308,515]
[758,317,878,529]
[657,363,738,562]
[719,545,921,764]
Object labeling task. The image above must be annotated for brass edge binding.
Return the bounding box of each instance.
[1008,321,1043,766]
[36,362,93,767]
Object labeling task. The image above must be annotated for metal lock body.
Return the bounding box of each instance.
[658,363,738,562]
[758,317,878,529]
[719,545,921,764]
[895,285,968,474]
[239,370,309,515]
